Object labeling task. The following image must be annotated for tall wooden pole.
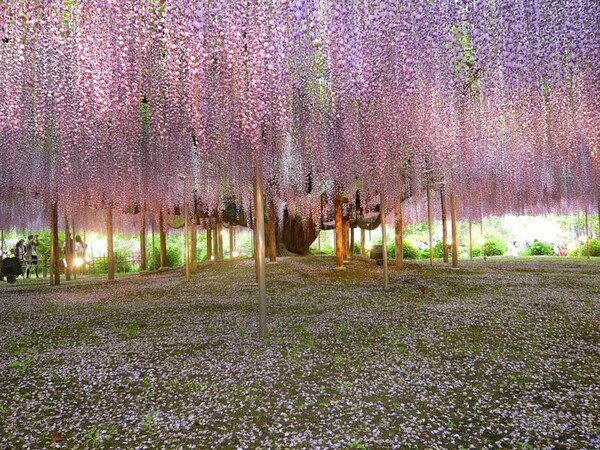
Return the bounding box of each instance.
[50,203,60,285]
[450,190,459,269]
[360,227,366,256]
[254,166,268,338]
[440,186,449,263]
[64,215,71,281]
[267,199,277,262]
[159,211,167,269]
[106,208,115,281]
[184,196,190,282]
[71,216,77,280]
[350,223,355,257]
[216,223,223,260]
[139,210,147,271]
[426,184,434,267]
[229,225,234,259]
[381,189,389,290]
[190,214,197,271]
[334,194,345,269]
[585,208,590,260]
[395,196,403,269]
[213,221,220,260]
[469,218,473,260]
[0,228,4,260]
[207,221,213,260]
[151,222,155,269]
[342,215,350,260]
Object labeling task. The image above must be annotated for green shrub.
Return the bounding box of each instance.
[482,238,506,256]
[570,239,600,257]
[386,240,421,259]
[147,246,182,270]
[470,247,482,257]
[433,241,453,259]
[522,241,554,256]
[403,241,420,259]
[418,248,431,259]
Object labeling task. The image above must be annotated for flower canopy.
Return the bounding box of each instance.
[1,0,598,230]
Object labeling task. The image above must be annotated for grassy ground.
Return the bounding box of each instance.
[1,256,599,449]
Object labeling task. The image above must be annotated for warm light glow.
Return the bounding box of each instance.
[73,257,84,267]
[365,242,373,251]
[232,251,240,258]
[578,235,588,243]
[210,256,215,261]
[221,229,228,237]
[567,241,578,251]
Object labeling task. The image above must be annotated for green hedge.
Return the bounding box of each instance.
[482,238,506,256]
[522,241,554,256]
[386,240,421,260]
[570,239,600,257]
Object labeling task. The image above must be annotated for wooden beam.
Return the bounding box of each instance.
[106,208,115,281]
[159,211,167,269]
[50,202,60,285]
[450,190,459,268]
[440,186,449,263]
[334,194,345,269]
[395,195,403,269]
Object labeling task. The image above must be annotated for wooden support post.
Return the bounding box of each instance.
[64,215,71,280]
[450,190,459,269]
[218,223,224,260]
[229,225,235,259]
[206,222,212,261]
[0,228,4,261]
[469,218,473,260]
[360,227,366,256]
[50,203,60,285]
[395,196,403,269]
[139,210,147,271]
[426,184,434,267]
[184,198,190,282]
[342,215,350,260]
[159,211,167,269]
[350,222,355,257]
[254,166,268,338]
[440,186,449,263]
[71,216,77,280]
[213,221,219,260]
[106,208,115,281]
[334,194,345,269]
[190,214,197,271]
[151,222,155,269]
[268,199,277,262]
[585,208,590,260]
[381,189,389,290]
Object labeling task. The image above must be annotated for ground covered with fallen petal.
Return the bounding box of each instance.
[1,256,599,449]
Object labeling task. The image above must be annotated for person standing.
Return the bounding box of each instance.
[25,235,40,278]
[14,239,26,277]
